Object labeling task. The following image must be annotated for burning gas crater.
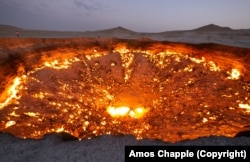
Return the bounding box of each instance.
[0,39,250,142]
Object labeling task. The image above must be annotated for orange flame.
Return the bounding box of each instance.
[227,68,241,80]
[107,106,130,117]
[0,77,23,109]
[107,106,148,118]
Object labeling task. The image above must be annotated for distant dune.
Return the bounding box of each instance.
[93,26,136,34]
[0,24,250,48]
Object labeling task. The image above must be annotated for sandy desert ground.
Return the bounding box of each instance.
[0,24,250,162]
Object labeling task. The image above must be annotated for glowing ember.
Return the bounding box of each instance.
[0,38,249,142]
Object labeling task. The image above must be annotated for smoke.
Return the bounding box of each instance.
[0,49,24,84]
[0,53,22,108]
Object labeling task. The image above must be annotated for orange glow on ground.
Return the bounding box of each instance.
[0,38,250,142]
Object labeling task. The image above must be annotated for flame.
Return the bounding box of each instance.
[238,103,250,113]
[120,53,134,82]
[107,106,130,117]
[227,68,241,80]
[208,61,220,71]
[5,121,16,128]
[190,57,205,64]
[9,111,20,117]
[129,107,148,118]
[56,127,64,133]
[0,77,23,109]
[107,106,147,118]
[44,58,80,70]
[23,112,40,117]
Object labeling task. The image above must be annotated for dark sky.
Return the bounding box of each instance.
[0,0,250,32]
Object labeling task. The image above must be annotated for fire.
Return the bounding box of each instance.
[23,112,40,117]
[56,127,65,133]
[44,58,80,70]
[0,77,23,109]
[129,107,148,118]
[238,103,250,113]
[208,61,220,71]
[5,121,16,128]
[9,111,20,117]
[107,106,130,117]
[0,38,250,142]
[120,52,134,82]
[107,106,148,118]
[190,57,205,64]
[227,68,241,80]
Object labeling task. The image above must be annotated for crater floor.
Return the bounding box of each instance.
[0,38,250,142]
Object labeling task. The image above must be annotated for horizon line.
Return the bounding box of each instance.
[0,23,249,33]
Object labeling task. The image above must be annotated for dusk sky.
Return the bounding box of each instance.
[0,0,250,32]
